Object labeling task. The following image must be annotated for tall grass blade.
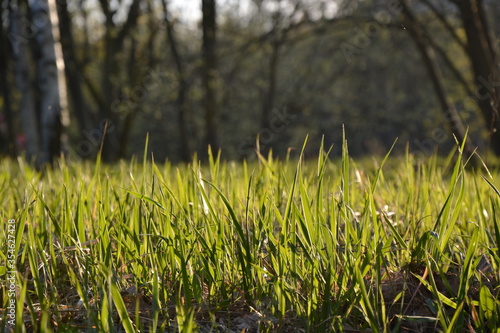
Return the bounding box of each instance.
[111,282,136,333]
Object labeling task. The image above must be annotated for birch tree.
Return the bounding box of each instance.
[30,0,64,167]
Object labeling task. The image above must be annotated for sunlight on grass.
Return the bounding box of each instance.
[1,139,500,332]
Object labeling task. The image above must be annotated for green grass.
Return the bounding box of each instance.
[1,139,500,332]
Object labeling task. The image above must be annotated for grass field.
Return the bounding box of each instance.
[1,138,500,332]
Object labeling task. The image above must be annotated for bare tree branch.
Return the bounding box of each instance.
[399,0,477,159]
[419,0,468,53]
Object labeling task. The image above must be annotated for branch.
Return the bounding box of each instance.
[419,0,468,53]
[429,37,474,96]
[389,3,473,95]
[115,0,141,48]
[79,67,106,113]
[97,0,114,26]
[399,0,477,158]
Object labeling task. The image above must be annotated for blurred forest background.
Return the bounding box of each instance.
[0,0,499,166]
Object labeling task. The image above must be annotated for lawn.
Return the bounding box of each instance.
[1,139,500,332]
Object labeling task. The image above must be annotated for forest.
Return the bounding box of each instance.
[0,0,499,165]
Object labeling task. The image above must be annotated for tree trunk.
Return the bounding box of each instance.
[262,39,280,130]
[259,38,280,156]
[100,21,120,161]
[98,0,141,161]
[163,0,190,162]
[10,1,39,163]
[118,36,139,158]
[56,0,91,137]
[400,0,477,159]
[0,6,17,156]
[457,0,500,155]
[31,0,63,168]
[202,0,219,153]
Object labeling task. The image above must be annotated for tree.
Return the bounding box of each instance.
[7,0,68,167]
[398,0,499,157]
[162,0,190,162]
[0,1,16,156]
[258,1,304,154]
[202,0,219,152]
[56,0,91,138]
[117,1,161,158]
[5,0,498,162]
[10,0,40,164]
[456,0,500,155]
[31,0,65,167]
[97,0,141,161]
[399,0,476,158]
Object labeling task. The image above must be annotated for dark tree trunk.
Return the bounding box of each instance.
[163,0,190,162]
[118,36,139,158]
[10,0,40,163]
[262,39,280,130]
[100,18,120,161]
[258,37,281,156]
[457,0,500,155]
[0,6,17,156]
[118,2,159,159]
[202,0,219,153]
[99,0,141,161]
[56,0,91,136]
